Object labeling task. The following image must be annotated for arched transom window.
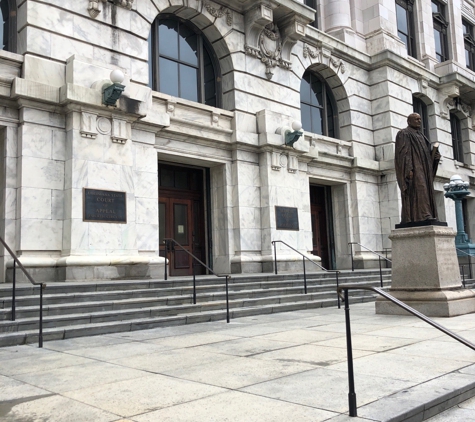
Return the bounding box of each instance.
[300,71,338,138]
[148,15,220,108]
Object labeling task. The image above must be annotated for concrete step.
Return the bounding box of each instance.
[0,293,377,347]
[0,285,381,331]
[0,275,390,309]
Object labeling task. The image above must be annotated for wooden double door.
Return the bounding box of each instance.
[310,185,333,269]
[158,164,206,276]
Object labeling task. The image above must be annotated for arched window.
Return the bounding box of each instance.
[148,15,220,107]
[0,0,16,52]
[300,71,338,138]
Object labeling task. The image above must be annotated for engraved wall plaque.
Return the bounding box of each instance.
[83,188,127,223]
[275,206,299,230]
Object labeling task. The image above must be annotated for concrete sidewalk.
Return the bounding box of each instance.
[1,302,475,421]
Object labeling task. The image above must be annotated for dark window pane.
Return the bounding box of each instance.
[175,170,188,190]
[148,30,153,88]
[203,49,216,106]
[300,75,312,104]
[179,24,198,66]
[174,204,188,244]
[311,106,323,135]
[434,29,442,61]
[179,64,198,102]
[326,98,334,137]
[301,103,312,132]
[311,79,323,107]
[159,57,179,97]
[396,5,408,34]
[159,19,179,60]
[160,168,174,188]
[0,3,5,50]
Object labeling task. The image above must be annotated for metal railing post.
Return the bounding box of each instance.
[303,256,307,294]
[39,284,44,348]
[225,275,230,323]
[273,241,278,275]
[192,259,197,305]
[336,271,340,309]
[378,256,383,288]
[11,260,16,321]
[344,289,357,417]
[350,243,354,271]
[164,241,168,281]
[462,265,466,288]
[470,255,473,280]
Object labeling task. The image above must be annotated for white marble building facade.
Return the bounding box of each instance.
[0,0,474,281]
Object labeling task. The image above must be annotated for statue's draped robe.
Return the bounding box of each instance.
[395,127,438,224]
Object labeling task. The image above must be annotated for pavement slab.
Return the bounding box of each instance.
[1,302,474,422]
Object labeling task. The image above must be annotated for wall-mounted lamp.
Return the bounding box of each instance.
[102,69,126,106]
[276,121,304,148]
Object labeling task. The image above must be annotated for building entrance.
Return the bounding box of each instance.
[310,185,334,269]
[158,163,206,276]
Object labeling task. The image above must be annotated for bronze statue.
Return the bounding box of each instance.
[395,113,441,225]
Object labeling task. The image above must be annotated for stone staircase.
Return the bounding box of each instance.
[0,269,391,347]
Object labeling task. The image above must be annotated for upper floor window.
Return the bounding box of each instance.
[0,0,15,52]
[450,111,464,163]
[148,15,220,107]
[396,0,417,58]
[413,96,430,140]
[300,71,338,138]
[305,0,318,29]
[432,0,449,62]
[463,19,475,71]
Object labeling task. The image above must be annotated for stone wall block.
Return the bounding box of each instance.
[136,223,159,251]
[21,157,64,190]
[136,197,158,224]
[20,219,62,250]
[87,161,121,190]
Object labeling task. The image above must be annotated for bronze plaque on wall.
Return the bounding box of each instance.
[83,188,127,223]
[275,206,299,230]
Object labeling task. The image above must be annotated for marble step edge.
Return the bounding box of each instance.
[0,295,377,347]
[0,292,380,331]
[0,288,380,321]
[345,367,475,422]
[0,280,389,312]
[0,273,392,297]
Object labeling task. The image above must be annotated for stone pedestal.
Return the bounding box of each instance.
[376,225,475,317]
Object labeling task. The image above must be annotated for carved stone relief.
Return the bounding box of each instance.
[244,4,306,80]
[97,117,112,135]
[81,112,98,138]
[88,0,133,19]
[204,3,232,26]
[111,119,129,144]
[303,43,346,74]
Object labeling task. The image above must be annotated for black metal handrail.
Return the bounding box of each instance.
[271,240,341,306]
[0,237,46,348]
[337,284,475,417]
[348,242,392,287]
[163,238,231,323]
[456,248,475,286]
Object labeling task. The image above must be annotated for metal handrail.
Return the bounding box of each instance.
[0,237,46,348]
[271,240,341,307]
[456,248,474,283]
[348,242,392,287]
[163,238,231,323]
[337,284,475,417]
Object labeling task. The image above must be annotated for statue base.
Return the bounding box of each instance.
[376,225,475,317]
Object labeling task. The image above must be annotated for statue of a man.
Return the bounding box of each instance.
[395,113,441,225]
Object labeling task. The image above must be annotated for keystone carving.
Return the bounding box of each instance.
[204,3,232,26]
[303,43,346,74]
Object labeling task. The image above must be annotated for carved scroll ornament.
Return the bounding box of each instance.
[88,0,133,18]
[303,43,346,74]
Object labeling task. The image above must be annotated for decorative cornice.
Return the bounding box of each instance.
[204,3,232,26]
